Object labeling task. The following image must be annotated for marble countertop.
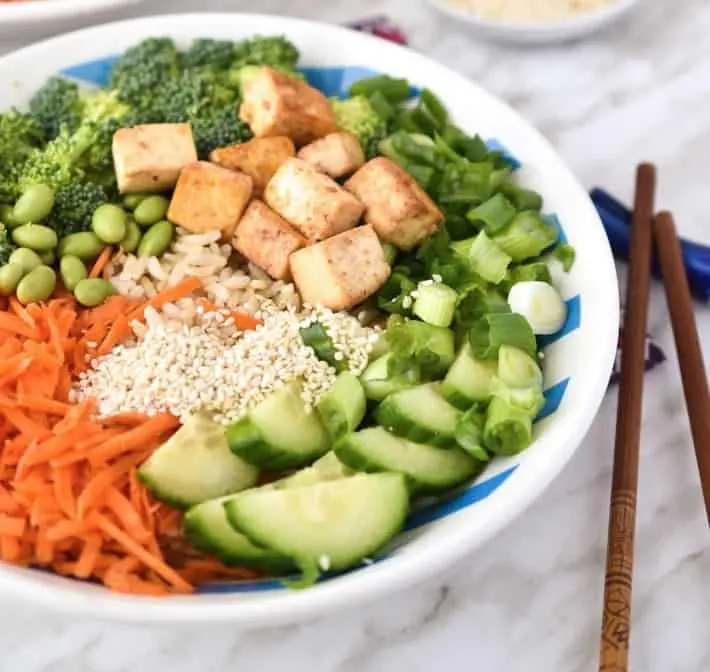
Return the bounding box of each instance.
[2,0,710,670]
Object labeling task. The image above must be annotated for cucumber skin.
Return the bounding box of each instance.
[316,373,366,441]
[334,433,481,496]
[136,472,196,511]
[226,417,329,471]
[224,474,410,572]
[184,502,296,574]
[374,401,458,448]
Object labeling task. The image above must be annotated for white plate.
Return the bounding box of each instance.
[0,13,619,625]
[427,0,642,45]
[0,0,148,41]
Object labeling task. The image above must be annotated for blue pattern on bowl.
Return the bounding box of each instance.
[56,58,581,594]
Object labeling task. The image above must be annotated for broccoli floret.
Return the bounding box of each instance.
[0,224,16,266]
[232,35,299,70]
[181,38,236,70]
[110,37,181,107]
[0,110,45,204]
[46,180,108,236]
[191,105,252,159]
[29,76,82,141]
[19,89,130,194]
[330,96,389,159]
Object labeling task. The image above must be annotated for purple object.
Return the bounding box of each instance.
[346,17,666,385]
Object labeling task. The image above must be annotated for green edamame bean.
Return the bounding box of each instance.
[59,232,105,261]
[8,247,42,274]
[0,263,25,296]
[59,255,88,292]
[133,196,170,227]
[92,203,127,244]
[0,204,20,228]
[39,250,55,265]
[16,265,56,305]
[73,278,117,307]
[137,219,174,258]
[119,217,142,253]
[12,224,58,252]
[122,193,150,211]
[12,184,55,225]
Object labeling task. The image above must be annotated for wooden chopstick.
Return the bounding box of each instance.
[653,211,710,524]
[598,163,656,672]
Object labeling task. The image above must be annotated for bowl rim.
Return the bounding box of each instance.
[0,0,147,26]
[0,12,620,625]
[427,0,640,33]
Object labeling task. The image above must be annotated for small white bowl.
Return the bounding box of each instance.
[428,0,642,45]
[0,0,149,41]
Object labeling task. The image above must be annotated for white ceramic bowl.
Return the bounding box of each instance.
[428,0,642,45]
[0,13,619,625]
[0,0,148,41]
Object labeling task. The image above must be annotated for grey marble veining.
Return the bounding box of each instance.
[1,0,710,670]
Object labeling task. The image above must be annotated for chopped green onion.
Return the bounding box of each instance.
[377,271,417,315]
[441,126,489,163]
[491,210,558,262]
[469,312,537,360]
[394,107,424,133]
[466,193,517,234]
[455,407,489,462]
[506,261,552,287]
[463,231,512,284]
[493,386,545,417]
[507,281,567,336]
[435,163,493,206]
[299,322,347,372]
[497,345,543,390]
[349,75,411,104]
[454,285,510,329]
[549,242,576,272]
[413,88,448,135]
[406,164,437,190]
[380,241,398,265]
[367,90,397,121]
[499,183,543,212]
[483,396,533,456]
[413,281,458,328]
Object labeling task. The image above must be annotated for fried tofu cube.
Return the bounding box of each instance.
[344,157,444,251]
[296,132,365,179]
[167,161,253,240]
[264,158,364,241]
[232,200,306,280]
[289,225,390,311]
[210,136,295,196]
[239,67,337,147]
[112,123,197,194]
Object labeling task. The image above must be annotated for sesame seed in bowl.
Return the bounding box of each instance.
[428,0,643,45]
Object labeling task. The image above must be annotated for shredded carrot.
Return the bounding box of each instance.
[0,514,26,537]
[89,246,113,279]
[197,300,263,331]
[128,277,202,321]
[0,293,262,596]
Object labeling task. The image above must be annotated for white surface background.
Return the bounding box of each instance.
[1,0,709,670]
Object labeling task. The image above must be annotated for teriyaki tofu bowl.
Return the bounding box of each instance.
[0,13,618,624]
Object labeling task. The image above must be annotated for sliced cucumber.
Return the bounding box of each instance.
[272,452,353,490]
[442,342,498,409]
[334,427,481,494]
[224,473,409,572]
[360,353,418,401]
[137,413,259,509]
[316,372,366,441]
[374,384,461,447]
[226,380,329,470]
[184,497,295,574]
